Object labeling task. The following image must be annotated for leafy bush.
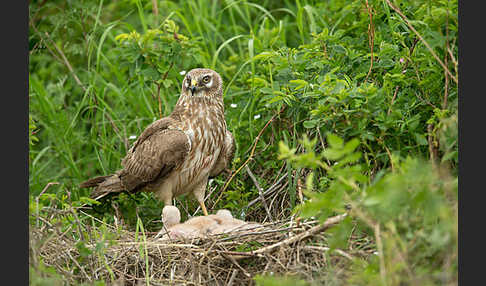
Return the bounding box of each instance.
[280,133,457,285]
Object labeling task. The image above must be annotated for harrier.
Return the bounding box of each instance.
[80,68,235,216]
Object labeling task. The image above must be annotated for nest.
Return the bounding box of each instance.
[29,207,370,285]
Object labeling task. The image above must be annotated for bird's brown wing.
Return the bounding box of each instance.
[209,130,235,178]
[128,117,176,153]
[120,118,190,190]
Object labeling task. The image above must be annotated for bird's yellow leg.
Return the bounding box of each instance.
[193,179,209,216]
[199,200,209,216]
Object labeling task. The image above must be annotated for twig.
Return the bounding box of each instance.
[387,37,419,115]
[31,20,87,92]
[213,106,285,206]
[443,0,450,109]
[245,165,274,222]
[67,250,92,282]
[387,86,400,115]
[296,178,304,221]
[218,225,302,242]
[68,206,86,241]
[375,223,387,285]
[415,92,439,109]
[36,182,60,228]
[217,250,262,258]
[156,61,175,119]
[427,124,438,166]
[303,246,353,260]
[28,20,63,63]
[105,112,129,151]
[49,33,87,91]
[246,174,287,208]
[227,269,238,286]
[364,0,375,83]
[384,0,457,84]
[151,0,159,27]
[447,44,458,78]
[156,83,163,119]
[221,254,251,277]
[379,140,395,172]
[252,213,347,254]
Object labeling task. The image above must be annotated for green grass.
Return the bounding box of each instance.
[29,0,457,285]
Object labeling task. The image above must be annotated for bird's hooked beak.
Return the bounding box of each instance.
[189,79,197,95]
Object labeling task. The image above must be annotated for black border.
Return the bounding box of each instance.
[4,0,29,284]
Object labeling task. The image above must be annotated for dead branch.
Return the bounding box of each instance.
[252,213,348,254]
[245,165,274,222]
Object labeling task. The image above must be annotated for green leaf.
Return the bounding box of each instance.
[76,241,92,258]
[289,79,308,90]
[162,79,173,88]
[303,120,318,129]
[253,51,277,61]
[414,133,428,146]
[342,138,360,154]
[327,133,344,149]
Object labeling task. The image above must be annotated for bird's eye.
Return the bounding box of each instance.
[202,75,211,83]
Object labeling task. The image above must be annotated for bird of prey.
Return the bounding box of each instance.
[80,68,235,216]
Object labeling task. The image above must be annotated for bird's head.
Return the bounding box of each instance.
[216,209,233,219]
[182,68,223,98]
[162,205,181,228]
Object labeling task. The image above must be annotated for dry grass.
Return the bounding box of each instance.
[29,204,375,285]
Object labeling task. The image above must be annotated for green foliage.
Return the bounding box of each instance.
[29,0,457,284]
[279,134,457,285]
[113,19,202,85]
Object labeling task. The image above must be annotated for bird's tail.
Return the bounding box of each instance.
[79,174,126,200]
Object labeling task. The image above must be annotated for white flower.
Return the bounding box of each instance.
[179,70,186,75]
[254,114,261,120]
[129,135,137,140]
[373,251,379,255]
[230,103,237,108]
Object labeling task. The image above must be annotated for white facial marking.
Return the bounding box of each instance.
[205,78,213,88]
[201,73,213,88]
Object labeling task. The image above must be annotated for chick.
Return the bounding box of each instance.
[158,206,262,240]
[158,205,199,240]
[208,210,262,235]
[158,206,223,240]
